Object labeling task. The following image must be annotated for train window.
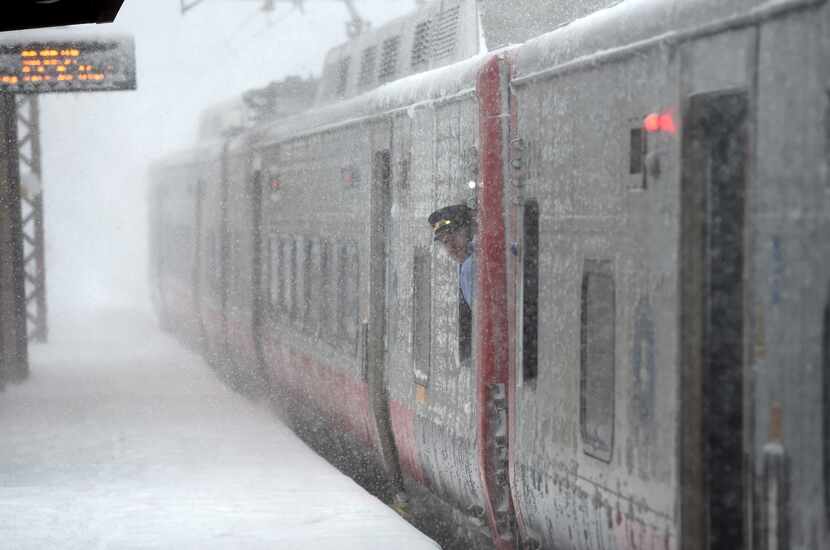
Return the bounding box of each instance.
[266,236,282,314]
[458,292,472,364]
[299,238,313,330]
[522,200,540,383]
[824,291,829,520]
[630,128,645,175]
[410,20,431,68]
[348,242,361,350]
[629,125,648,191]
[378,36,401,83]
[305,239,320,335]
[337,243,348,342]
[276,239,287,316]
[286,239,297,322]
[358,46,377,89]
[580,260,615,462]
[319,240,333,340]
[412,247,432,385]
[337,241,360,349]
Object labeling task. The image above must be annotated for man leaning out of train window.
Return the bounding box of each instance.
[429,204,476,308]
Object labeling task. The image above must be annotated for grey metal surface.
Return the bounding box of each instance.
[0,93,27,383]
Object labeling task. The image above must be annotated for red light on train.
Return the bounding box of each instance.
[644,110,677,134]
[644,113,661,133]
[658,112,676,134]
[270,178,281,190]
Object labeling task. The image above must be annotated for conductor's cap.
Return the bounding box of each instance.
[428,204,472,241]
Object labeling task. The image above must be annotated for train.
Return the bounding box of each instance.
[147,0,830,548]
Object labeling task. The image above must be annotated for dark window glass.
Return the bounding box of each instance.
[308,239,323,335]
[337,242,360,349]
[630,128,644,175]
[412,247,432,385]
[269,236,279,312]
[458,294,472,363]
[287,239,297,321]
[824,291,829,520]
[337,243,349,341]
[279,239,290,315]
[297,239,312,329]
[522,200,540,382]
[346,242,360,347]
[580,259,615,462]
[320,240,333,339]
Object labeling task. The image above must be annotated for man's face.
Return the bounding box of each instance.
[436,227,469,263]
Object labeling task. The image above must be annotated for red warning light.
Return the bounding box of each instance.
[270,178,281,190]
[658,112,676,134]
[644,113,661,133]
[644,110,677,134]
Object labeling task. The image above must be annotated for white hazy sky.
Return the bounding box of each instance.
[27,0,415,315]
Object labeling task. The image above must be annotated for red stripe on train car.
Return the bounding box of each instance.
[476,54,518,550]
[260,334,375,447]
[389,397,425,484]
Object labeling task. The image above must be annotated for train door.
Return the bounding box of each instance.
[198,145,231,372]
[192,178,207,351]
[249,155,266,383]
[369,128,403,494]
[680,90,749,550]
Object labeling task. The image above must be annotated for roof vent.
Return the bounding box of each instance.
[431,6,460,61]
[358,45,377,89]
[410,20,432,69]
[334,56,351,97]
[378,36,401,83]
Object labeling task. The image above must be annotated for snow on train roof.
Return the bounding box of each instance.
[514,0,817,81]
[257,48,500,146]
[148,138,225,176]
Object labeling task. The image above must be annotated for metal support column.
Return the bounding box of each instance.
[17,95,47,343]
[0,93,28,383]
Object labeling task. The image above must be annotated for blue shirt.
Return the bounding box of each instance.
[459,241,475,308]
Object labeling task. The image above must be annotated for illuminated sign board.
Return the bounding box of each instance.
[0,35,136,94]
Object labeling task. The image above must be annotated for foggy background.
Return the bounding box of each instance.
[37,0,414,317]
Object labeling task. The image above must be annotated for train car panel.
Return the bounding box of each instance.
[677,23,758,550]
[257,125,387,483]
[405,96,486,515]
[509,37,681,550]
[223,144,264,393]
[749,7,830,546]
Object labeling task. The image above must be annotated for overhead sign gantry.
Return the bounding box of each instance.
[0,32,136,387]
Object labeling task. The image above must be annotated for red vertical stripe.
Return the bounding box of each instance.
[476,55,517,550]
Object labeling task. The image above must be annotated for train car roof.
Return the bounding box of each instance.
[513,0,815,81]
[256,0,810,149]
[148,138,226,176]
[256,48,498,147]
[157,0,818,167]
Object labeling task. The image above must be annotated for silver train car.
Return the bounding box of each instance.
[147,0,830,548]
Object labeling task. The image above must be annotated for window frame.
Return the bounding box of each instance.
[579,259,616,462]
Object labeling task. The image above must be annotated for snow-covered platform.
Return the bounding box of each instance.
[0,308,440,550]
